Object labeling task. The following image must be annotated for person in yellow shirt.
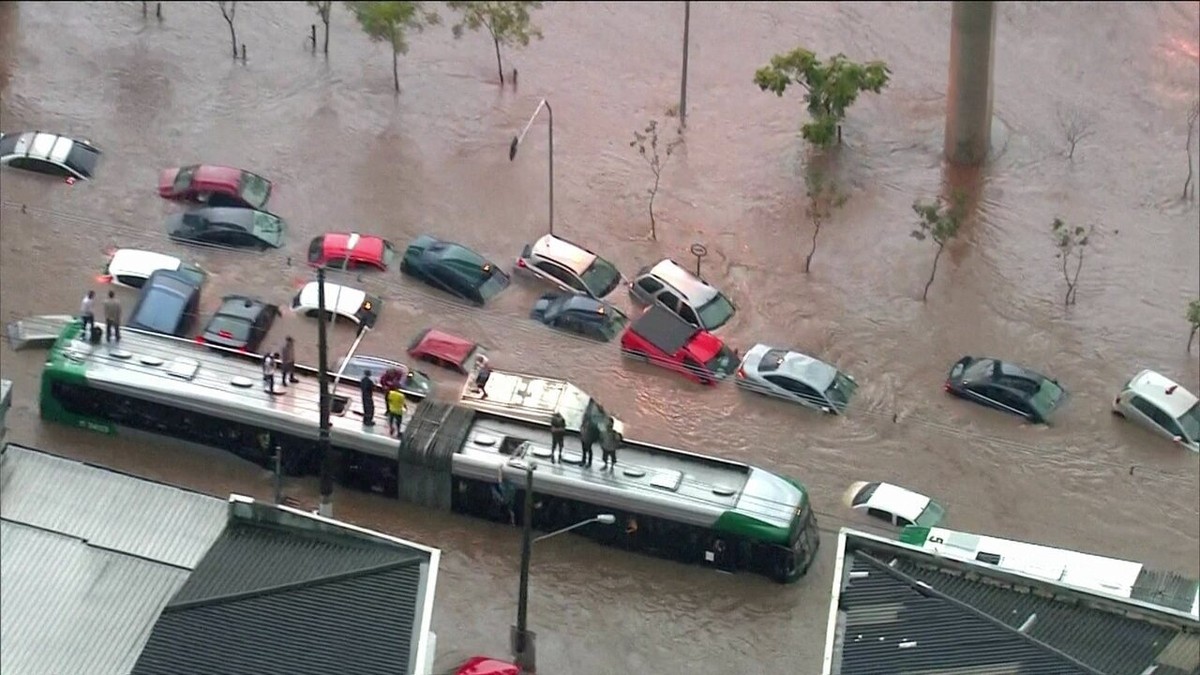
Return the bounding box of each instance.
[386,387,407,438]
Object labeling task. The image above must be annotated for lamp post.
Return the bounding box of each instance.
[509,99,554,236]
[316,266,335,518]
[511,458,615,674]
[679,1,691,129]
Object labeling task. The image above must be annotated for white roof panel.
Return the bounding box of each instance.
[109,249,183,279]
[298,281,367,317]
[865,482,931,522]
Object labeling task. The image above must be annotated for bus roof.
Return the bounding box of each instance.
[461,370,626,436]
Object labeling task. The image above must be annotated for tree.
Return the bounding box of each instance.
[1184,99,1199,201]
[345,1,440,93]
[446,1,543,86]
[753,48,890,147]
[803,167,847,273]
[307,0,333,54]
[910,193,966,301]
[1187,299,1200,353]
[1050,217,1094,306]
[629,120,683,241]
[1056,104,1094,161]
[217,1,238,59]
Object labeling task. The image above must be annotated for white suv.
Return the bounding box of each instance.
[515,234,624,300]
[629,259,736,331]
[1113,370,1200,452]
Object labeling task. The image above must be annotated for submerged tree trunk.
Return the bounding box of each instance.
[1189,326,1198,353]
[648,174,661,240]
[492,34,505,85]
[392,48,400,93]
[226,21,237,58]
[922,244,944,301]
[805,224,820,273]
[322,14,330,55]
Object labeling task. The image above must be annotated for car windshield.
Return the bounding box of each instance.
[238,171,271,209]
[476,268,510,302]
[914,500,945,527]
[206,314,252,342]
[65,144,99,178]
[173,166,197,192]
[705,345,739,376]
[1028,379,1066,418]
[1178,402,1200,442]
[696,293,736,330]
[824,372,859,411]
[598,307,630,339]
[136,288,187,333]
[250,211,283,246]
[579,256,622,298]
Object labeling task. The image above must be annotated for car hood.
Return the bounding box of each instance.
[158,168,180,194]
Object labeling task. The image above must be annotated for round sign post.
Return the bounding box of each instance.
[690,243,708,277]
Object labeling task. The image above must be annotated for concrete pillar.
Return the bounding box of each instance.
[944,1,997,165]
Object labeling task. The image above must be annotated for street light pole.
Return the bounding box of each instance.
[509,99,554,236]
[512,461,537,672]
[316,266,335,518]
[679,1,691,129]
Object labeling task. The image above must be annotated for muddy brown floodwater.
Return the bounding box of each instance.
[2,2,1199,672]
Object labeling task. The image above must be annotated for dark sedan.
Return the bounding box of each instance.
[198,295,280,353]
[400,235,509,306]
[530,292,628,342]
[166,207,285,250]
[944,356,1067,424]
[126,269,203,337]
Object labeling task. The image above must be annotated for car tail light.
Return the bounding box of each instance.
[516,258,526,268]
[218,330,234,339]
[736,367,745,379]
[943,382,952,392]
[96,274,113,284]
[239,346,249,353]
[194,336,206,345]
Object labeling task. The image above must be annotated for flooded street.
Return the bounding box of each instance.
[2,1,1199,671]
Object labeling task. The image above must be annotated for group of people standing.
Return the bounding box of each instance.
[261,336,297,394]
[549,410,621,471]
[79,289,123,343]
[359,368,408,438]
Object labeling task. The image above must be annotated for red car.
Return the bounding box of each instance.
[620,305,739,385]
[158,164,273,210]
[407,327,482,374]
[454,657,519,675]
[308,233,397,271]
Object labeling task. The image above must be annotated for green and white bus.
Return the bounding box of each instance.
[40,322,820,583]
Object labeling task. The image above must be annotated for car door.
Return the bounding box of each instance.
[1130,396,1183,441]
[865,507,894,525]
[965,383,1007,413]
[680,354,707,383]
[764,374,823,409]
[677,303,701,328]
[632,276,663,303]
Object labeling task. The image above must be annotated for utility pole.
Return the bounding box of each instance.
[509,99,554,236]
[944,0,997,165]
[316,267,334,518]
[511,461,538,672]
[679,1,691,129]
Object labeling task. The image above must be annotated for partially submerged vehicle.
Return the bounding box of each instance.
[407,328,482,374]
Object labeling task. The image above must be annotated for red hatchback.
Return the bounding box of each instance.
[620,305,738,385]
[407,327,482,374]
[158,164,273,210]
[308,233,397,271]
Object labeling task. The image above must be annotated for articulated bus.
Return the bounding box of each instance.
[901,526,1200,619]
[39,323,819,582]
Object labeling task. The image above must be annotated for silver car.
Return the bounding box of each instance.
[1112,370,1200,452]
[735,343,857,414]
[628,259,736,331]
[515,234,624,300]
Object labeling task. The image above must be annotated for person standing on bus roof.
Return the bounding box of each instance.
[280,336,297,385]
[262,353,278,394]
[579,414,598,468]
[474,354,492,399]
[79,290,95,333]
[549,411,566,464]
[600,420,619,472]
[103,290,122,342]
[386,387,407,438]
[359,369,376,427]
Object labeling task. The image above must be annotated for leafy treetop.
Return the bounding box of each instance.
[345,1,440,56]
[447,1,543,47]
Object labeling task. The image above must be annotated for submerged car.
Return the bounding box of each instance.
[99,248,207,290]
[735,344,857,414]
[629,258,736,331]
[290,281,381,328]
[0,131,101,180]
[400,235,510,306]
[126,269,203,337]
[619,306,738,386]
[157,164,273,210]
[197,295,280,353]
[944,356,1067,424]
[308,233,397,271]
[530,292,628,342]
[844,481,946,529]
[335,355,433,397]
[515,234,624,300]
[407,328,482,374]
[1113,370,1200,452]
[166,207,285,250]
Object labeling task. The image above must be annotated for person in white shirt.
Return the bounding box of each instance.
[79,290,96,332]
[262,353,278,394]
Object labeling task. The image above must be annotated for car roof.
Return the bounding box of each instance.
[297,281,367,314]
[191,206,258,228]
[216,295,267,319]
[530,234,598,275]
[646,259,719,304]
[410,329,478,366]
[1129,370,1199,418]
[27,132,76,163]
[964,357,1044,383]
[629,305,698,355]
[860,482,931,522]
[321,232,386,261]
[192,164,245,186]
[108,249,182,277]
[744,343,838,391]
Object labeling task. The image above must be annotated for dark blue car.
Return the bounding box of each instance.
[399,235,510,306]
[126,269,203,337]
[530,292,629,342]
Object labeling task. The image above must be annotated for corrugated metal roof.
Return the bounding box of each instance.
[1,445,227,568]
[0,520,191,675]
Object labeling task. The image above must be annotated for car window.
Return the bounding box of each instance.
[896,516,913,527]
[116,275,145,289]
[636,277,663,295]
[658,290,681,312]
[866,508,892,524]
[678,304,700,326]
[1179,403,1200,442]
[682,355,704,375]
[7,157,31,170]
[1133,396,1182,435]
[757,350,788,373]
[765,374,821,404]
[536,261,578,288]
[31,158,70,177]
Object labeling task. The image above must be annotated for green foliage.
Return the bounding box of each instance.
[910,192,966,301]
[345,1,440,91]
[803,166,848,273]
[629,120,683,241]
[446,1,544,84]
[1186,299,1200,352]
[753,48,890,147]
[1051,217,1094,306]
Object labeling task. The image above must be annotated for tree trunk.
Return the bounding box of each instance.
[1185,139,1194,200]
[392,48,400,93]
[922,244,944,301]
[322,15,329,55]
[648,174,661,240]
[493,34,505,85]
[805,224,820,273]
[224,18,237,59]
[1068,252,1084,305]
[1189,326,1197,353]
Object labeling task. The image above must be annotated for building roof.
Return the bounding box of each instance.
[1,444,440,675]
[823,529,1200,675]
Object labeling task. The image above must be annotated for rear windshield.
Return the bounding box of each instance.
[696,293,736,330]
[206,314,252,342]
[0,134,18,155]
[1178,402,1200,442]
[824,372,858,412]
[65,144,100,178]
[580,257,622,298]
[851,483,878,507]
[135,289,187,333]
[1029,379,1065,418]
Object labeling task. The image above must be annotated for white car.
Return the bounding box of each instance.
[1113,370,1200,452]
[291,281,382,327]
[844,481,946,529]
[0,131,101,180]
[735,343,858,414]
[101,248,207,290]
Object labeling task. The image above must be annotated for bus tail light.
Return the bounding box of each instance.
[194,336,206,345]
